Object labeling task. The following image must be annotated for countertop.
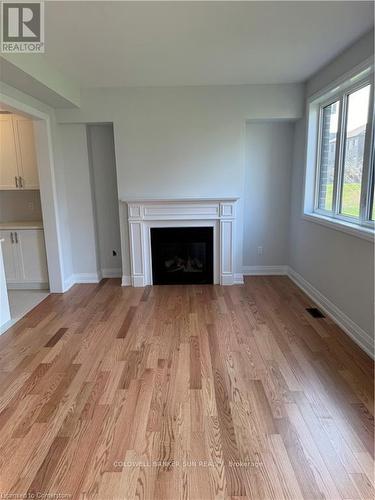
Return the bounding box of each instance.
[0,221,44,230]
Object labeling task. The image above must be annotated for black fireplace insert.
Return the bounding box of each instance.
[151,227,213,285]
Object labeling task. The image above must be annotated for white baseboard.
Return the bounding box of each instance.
[74,273,101,284]
[234,273,244,284]
[101,268,122,278]
[121,275,131,287]
[62,273,101,292]
[7,282,49,290]
[287,266,374,359]
[63,275,75,292]
[63,271,125,292]
[242,265,288,276]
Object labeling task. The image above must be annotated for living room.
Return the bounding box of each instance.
[0,2,373,498]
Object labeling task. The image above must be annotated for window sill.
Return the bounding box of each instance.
[303,212,374,242]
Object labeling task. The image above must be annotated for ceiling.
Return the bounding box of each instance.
[43,1,374,88]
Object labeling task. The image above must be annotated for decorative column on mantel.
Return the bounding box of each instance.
[121,198,238,287]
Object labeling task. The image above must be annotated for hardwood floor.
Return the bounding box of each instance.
[0,277,373,499]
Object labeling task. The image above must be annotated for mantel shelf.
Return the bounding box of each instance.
[121,197,240,204]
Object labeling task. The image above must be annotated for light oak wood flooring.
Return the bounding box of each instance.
[0,277,373,499]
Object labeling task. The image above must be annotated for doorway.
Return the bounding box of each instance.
[0,110,50,330]
[0,95,64,332]
[87,124,122,279]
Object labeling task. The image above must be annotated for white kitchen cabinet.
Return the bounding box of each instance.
[0,230,19,283]
[0,115,19,189]
[17,229,48,283]
[0,114,39,190]
[13,115,39,189]
[0,229,48,288]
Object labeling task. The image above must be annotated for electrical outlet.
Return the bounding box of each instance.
[257,246,263,256]
[28,201,34,211]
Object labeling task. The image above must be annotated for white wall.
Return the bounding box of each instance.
[307,29,374,98]
[244,121,294,268]
[59,124,99,279]
[86,124,122,277]
[289,30,374,351]
[56,83,304,277]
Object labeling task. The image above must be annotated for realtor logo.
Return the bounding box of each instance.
[1,1,44,53]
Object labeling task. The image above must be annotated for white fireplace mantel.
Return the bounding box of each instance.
[122,198,239,287]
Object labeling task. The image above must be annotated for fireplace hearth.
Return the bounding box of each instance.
[151,227,213,285]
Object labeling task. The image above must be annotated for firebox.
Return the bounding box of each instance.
[150,227,213,285]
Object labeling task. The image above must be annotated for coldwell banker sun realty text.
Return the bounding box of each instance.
[1,1,44,53]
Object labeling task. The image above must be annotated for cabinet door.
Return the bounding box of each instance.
[16,229,48,284]
[0,115,19,189]
[0,230,19,283]
[13,115,39,189]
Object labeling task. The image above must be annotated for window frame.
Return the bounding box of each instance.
[314,96,341,215]
[313,74,374,229]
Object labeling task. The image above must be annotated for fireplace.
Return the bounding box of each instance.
[151,227,213,285]
[123,198,238,287]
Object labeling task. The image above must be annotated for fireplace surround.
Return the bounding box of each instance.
[122,198,238,287]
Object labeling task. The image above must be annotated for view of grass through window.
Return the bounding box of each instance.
[323,183,361,217]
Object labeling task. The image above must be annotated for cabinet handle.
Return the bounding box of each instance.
[15,176,18,188]
[19,176,23,188]
[10,232,14,244]
[14,232,18,244]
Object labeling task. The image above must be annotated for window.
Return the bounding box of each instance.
[340,85,370,218]
[317,100,339,211]
[311,71,374,233]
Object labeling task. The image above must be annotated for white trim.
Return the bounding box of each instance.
[234,273,244,285]
[63,275,75,292]
[101,268,122,278]
[287,266,374,359]
[122,197,239,204]
[121,275,131,287]
[303,62,375,240]
[63,273,101,290]
[303,213,374,242]
[242,265,288,276]
[124,198,237,286]
[63,271,125,291]
[7,282,49,290]
[73,273,101,284]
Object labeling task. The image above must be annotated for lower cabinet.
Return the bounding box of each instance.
[0,229,49,288]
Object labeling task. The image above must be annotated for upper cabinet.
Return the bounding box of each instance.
[0,114,19,189]
[0,113,39,190]
[13,115,39,189]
